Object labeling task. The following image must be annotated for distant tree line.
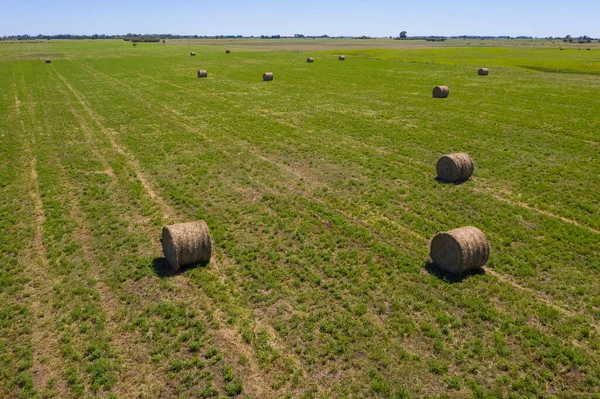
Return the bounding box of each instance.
[452,34,598,42]
[561,35,594,43]
[0,33,338,41]
[394,36,447,41]
[2,33,598,42]
[0,33,244,41]
[123,37,161,42]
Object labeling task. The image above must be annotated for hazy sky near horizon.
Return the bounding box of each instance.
[1,0,598,38]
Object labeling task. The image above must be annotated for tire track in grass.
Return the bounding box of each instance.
[53,68,302,397]
[239,166,427,260]
[224,146,597,329]
[261,158,600,391]
[473,187,600,235]
[243,92,600,236]
[343,138,600,236]
[128,274,283,398]
[247,142,600,339]
[49,76,172,397]
[15,80,72,398]
[54,70,175,221]
[484,267,600,357]
[0,75,37,398]
[100,61,433,186]
[149,76,186,90]
[319,132,599,237]
[66,189,170,398]
[241,168,600,333]
[64,168,278,397]
[485,269,578,317]
[260,118,600,238]
[53,81,117,185]
[53,69,266,397]
[27,70,124,398]
[280,119,600,238]
[237,163,600,394]
[245,145,430,247]
[385,194,600,334]
[164,275,281,398]
[241,113,600,236]
[59,64,286,294]
[27,150,53,394]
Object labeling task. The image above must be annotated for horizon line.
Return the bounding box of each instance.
[2,33,597,40]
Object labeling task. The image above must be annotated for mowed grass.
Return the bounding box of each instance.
[0,38,599,398]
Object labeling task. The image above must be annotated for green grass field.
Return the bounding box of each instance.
[1,38,599,398]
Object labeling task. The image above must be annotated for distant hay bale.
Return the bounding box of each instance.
[225,49,231,54]
[197,70,208,78]
[307,57,314,63]
[161,221,211,271]
[478,68,489,76]
[44,59,51,64]
[263,72,274,81]
[436,153,474,182]
[432,85,449,98]
[190,52,196,56]
[339,55,345,60]
[560,47,564,50]
[430,226,490,274]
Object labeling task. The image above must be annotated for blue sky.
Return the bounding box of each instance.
[1,0,598,38]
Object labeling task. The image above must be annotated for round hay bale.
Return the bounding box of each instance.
[430,226,490,274]
[190,52,196,56]
[339,55,345,60]
[560,47,564,50]
[306,57,314,63]
[161,221,211,271]
[263,72,274,81]
[225,49,231,54]
[197,70,208,78]
[44,59,51,64]
[436,153,474,182]
[478,68,489,76]
[432,85,449,98]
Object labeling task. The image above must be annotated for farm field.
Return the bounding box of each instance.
[1,38,599,398]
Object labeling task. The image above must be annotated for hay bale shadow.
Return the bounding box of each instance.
[152,257,209,278]
[434,177,469,186]
[423,262,485,283]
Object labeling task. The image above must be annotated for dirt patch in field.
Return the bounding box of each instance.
[167,38,443,51]
[234,42,435,51]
